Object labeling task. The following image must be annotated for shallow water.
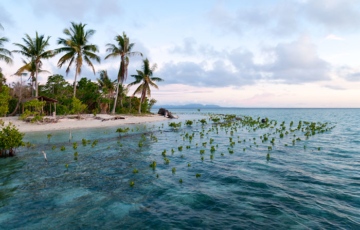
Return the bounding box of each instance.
[1,108,360,229]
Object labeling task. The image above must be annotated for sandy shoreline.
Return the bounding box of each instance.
[1,114,170,133]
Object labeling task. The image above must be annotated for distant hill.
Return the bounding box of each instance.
[153,104,221,109]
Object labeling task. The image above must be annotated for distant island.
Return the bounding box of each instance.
[153,104,222,109]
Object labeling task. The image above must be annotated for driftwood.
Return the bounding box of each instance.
[96,116,126,122]
[158,108,178,119]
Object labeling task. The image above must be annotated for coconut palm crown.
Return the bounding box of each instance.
[55,22,100,98]
[13,32,52,97]
[128,58,163,113]
[105,32,142,114]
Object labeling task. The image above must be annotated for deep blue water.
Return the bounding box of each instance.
[1,108,360,229]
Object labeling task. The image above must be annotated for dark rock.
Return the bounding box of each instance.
[261,118,267,123]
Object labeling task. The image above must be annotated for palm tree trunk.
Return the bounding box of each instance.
[112,82,119,114]
[35,63,39,97]
[73,71,78,98]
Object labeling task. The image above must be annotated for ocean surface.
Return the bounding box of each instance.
[0,108,359,229]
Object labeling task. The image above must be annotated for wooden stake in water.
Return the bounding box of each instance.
[69,129,71,142]
[42,151,47,162]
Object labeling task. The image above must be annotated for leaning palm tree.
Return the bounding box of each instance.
[97,70,116,113]
[128,59,163,114]
[55,22,100,98]
[0,24,13,93]
[105,32,142,114]
[13,32,52,97]
[15,58,50,97]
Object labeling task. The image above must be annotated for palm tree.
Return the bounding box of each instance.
[0,24,13,93]
[55,22,100,98]
[128,59,163,113]
[97,70,116,113]
[15,58,50,97]
[105,32,142,114]
[13,32,52,97]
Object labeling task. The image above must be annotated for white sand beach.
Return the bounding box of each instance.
[1,114,170,133]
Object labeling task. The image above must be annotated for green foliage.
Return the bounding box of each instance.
[20,99,45,121]
[0,121,25,156]
[185,120,193,126]
[70,97,87,115]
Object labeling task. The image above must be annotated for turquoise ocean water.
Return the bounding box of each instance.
[0,108,359,229]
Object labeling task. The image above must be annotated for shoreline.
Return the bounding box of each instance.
[1,114,170,133]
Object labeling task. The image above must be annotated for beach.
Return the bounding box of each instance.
[1,114,170,133]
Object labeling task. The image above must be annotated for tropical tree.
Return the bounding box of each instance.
[15,58,50,97]
[97,70,115,113]
[0,24,13,93]
[128,59,163,113]
[105,32,142,114]
[13,32,53,97]
[55,22,100,98]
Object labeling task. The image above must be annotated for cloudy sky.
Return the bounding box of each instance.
[1,0,360,107]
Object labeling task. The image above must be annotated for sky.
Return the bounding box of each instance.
[0,0,360,108]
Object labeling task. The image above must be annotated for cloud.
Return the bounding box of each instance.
[261,35,331,83]
[28,0,122,22]
[157,60,260,88]
[159,35,331,87]
[207,0,360,37]
[0,4,14,27]
[206,2,299,37]
[337,66,360,82]
[303,0,360,32]
[323,85,346,90]
[325,34,344,40]
[169,37,197,55]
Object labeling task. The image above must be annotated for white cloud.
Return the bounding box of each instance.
[325,34,344,41]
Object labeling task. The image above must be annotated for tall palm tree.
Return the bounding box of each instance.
[97,70,116,113]
[0,24,13,93]
[55,22,100,98]
[128,59,163,114]
[105,32,142,114]
[13,32,52,97]
[15,58,50,97]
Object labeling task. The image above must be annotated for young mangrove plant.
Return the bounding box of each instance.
[0,122,25,157]
[172,167,176,173]
[179,179,183,183]
[133,169,139,173]
[60,146,66,151]
[47,134,52,142]
[196,173,201,178]
[185,120,193,126]
[116,127,130,138]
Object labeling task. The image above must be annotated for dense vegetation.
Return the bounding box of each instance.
[0,22,163,116]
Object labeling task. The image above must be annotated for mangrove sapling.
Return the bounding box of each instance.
[172,167,176,173]
[179,179,183,183]
[0,122,25,157]
[130,181,134,186]
[210,155,213,160]
[201,156,204,161]
[196,173,201,178]
[267,153,270,161]
[60,146,66,151]
[188,163,191,167]
[52,145,56,150]
[47,134,52,142]
[133,169,139,173]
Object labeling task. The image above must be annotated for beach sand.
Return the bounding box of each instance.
[1,114,170,133]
